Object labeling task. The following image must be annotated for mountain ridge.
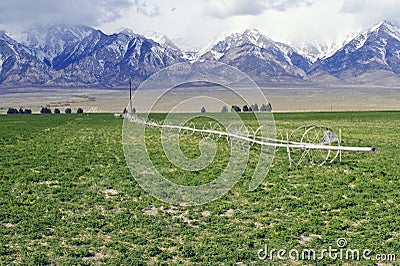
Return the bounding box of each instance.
[307,20,400,85]
[0,21,400,88]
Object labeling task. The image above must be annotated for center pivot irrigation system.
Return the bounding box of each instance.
[126,115,377,166]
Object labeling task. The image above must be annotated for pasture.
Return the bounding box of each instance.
[0,112,399,265]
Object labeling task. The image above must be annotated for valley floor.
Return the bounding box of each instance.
[0,86,399,114]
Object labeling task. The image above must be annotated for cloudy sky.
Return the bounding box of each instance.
[0,0,399,50]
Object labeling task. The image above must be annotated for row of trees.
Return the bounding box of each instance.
[7,107,84,114]
[200,103,272,113]
[230,103,272,112]
[41,107,84,114]
[7,108,32,114]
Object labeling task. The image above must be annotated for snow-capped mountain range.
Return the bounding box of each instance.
[197,28,311,84]
[308,20,400,84]
[1,20,400,88]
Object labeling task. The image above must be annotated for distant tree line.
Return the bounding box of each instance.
[7,108,32,114]
[7,107,84,114]
[198,103,273,113]
[40,107,83,114]
[224,103,272,113]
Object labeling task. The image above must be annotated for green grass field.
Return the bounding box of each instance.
[0,112,399,265]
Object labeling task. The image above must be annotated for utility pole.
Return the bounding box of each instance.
[129,78,132,113]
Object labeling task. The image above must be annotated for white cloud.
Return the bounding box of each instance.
[0,0,397,51]
[341,0,400,13]
[204,0,266,17]
[133,0,160,17]
[204,0,313,18]
[0,0,135,28]
[340,0,400,26]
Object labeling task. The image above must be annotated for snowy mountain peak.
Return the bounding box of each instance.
[369,20,400,41]
[308,19,400,80]
[194,28,273,61]
[243,28,266,42]
[196,28,311,78]
[116,27,138,37]
[207,28,274,52]
[143,32,168,45]
[21,24,97,63]
[292,41,329,62]
[143,31,180,52]
[0,31,15,43]
[316,21,400,60]
[243,28,262,35]
[23,24,95,42]
[350,20,400,51]
[372,20,397,31]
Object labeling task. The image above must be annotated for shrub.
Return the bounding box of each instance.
[40,107,52,114]
[231,105,241,112]
[7,108,32,114]
[251,103,259,112]
[54,108,61,114]
[260,103,272,112]
[7,108,18,114]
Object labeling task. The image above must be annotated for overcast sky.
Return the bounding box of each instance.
[0,0,399,50]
